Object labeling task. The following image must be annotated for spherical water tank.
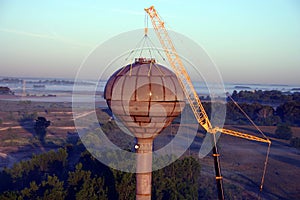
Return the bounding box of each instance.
[104,58,185,139]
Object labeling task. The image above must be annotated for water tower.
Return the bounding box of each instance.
[104,58,185,200]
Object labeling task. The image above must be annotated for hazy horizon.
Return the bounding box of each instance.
[1,75,300,87]
[0,1,299,85]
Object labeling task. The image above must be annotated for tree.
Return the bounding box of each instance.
[19,176,67,200]
[152,156,201,200]
[276,101,300,126]
[68,163,108,199]
[0,86,14,95]
[231,90,238,101]
[112,170,135,200]
[20,181,39,199]
[41,175,67,200]
[275,124,293,140]
[34,117,50,143]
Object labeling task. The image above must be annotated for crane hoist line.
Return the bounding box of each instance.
[145,5,271,200]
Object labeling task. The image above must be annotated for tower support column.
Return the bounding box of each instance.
[136,138,153,200]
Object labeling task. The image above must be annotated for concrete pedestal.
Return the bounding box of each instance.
[136,138,153,200]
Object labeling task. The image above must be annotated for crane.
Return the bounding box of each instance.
[145,6,271,200]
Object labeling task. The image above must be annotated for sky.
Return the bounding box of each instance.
[0,0,299,85]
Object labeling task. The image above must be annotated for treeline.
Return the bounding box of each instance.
[201,101,300,127]
[0,78,22,84]
[202,90,300,127]
[202,90,300,148]
[230,90,300,105]
[225,101,300,126]
[198,90,300,127]
[0,141,245,199]
[0,144,200,199]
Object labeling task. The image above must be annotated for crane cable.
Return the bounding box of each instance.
[226,93,269,141]
[226,93,271,198]
[124,14,166,66]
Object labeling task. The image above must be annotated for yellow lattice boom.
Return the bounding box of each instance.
[144,5,271,145]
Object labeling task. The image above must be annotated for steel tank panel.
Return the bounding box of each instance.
[104,59,185,138]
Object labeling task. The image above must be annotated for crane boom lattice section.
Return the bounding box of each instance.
[145,6,212,132]
[217,128,271,144]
